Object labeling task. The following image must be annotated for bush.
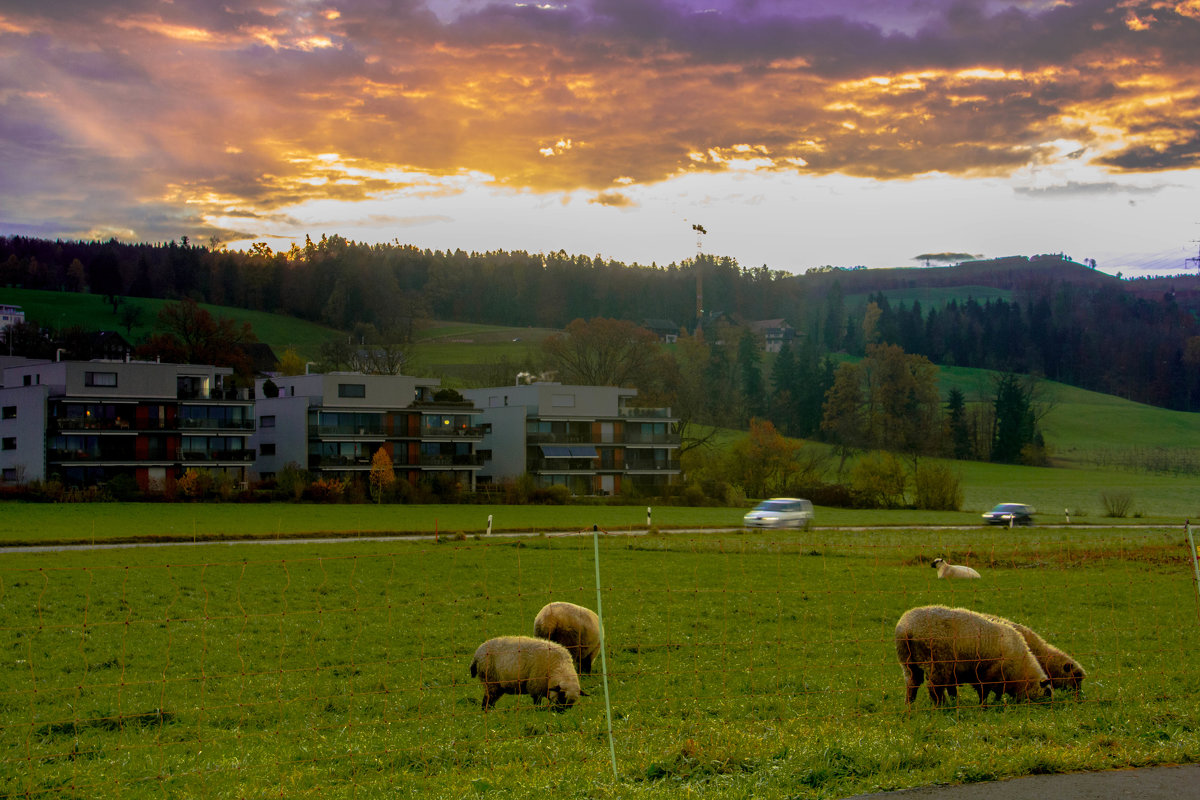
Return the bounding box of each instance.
[1101,490,1134,518]
[913,462,964,511]
[849,452,908,508]
[276,463,310,501]
[105,474,140,501]
[529,484,570,504]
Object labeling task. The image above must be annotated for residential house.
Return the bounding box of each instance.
[251,373,484,489]
[749,319,796,353]
[462,383,680,495]
[0,359,254,488]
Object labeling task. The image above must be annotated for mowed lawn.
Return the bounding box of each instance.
[2,527,1197,799]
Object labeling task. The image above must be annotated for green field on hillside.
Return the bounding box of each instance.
[1,287,345,362]
[846,284,1013,310]
[2,527,1195,799]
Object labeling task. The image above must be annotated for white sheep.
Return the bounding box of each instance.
[895,605,1051,706]
[469,635,584,711]
[981,613,1087,697]
[533,601,602,674]
[931,557,981,579]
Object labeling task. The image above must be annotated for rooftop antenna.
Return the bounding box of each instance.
[692,223,707,324]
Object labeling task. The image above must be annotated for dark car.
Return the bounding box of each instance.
[982,502,1035,526]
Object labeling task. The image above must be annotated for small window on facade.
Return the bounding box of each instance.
[260,415,276,428]
[260,443,276,456]
[85,372,118,387]
[1,437,15,451]
[1,406,14,420]
[338,383,366,398]
[2,468,15,481]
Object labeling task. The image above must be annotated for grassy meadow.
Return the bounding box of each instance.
[2,527,1197,798]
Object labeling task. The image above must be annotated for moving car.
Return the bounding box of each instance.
[744,498,814,529]
[982,502,1035,526]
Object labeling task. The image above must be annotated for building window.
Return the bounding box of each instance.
[260,443,276,456]
[260,415,276,428]
[338,383,366,398]
[1,437,15,451]
[85,371,118,387]
[551,393,575,408]
[2,468,15,481]
[23,374,38,386]
[1,406,14,420]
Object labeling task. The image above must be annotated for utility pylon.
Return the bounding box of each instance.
[692,223,707,324]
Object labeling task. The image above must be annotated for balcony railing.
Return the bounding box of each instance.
[618,407,673,419]
[624,433,678,445]
[178,449,256,462]
[624,459,682,472]
[180,419,256,431]
[418,454,484,468]
[308,425,387,437]
[178,388,253,401]
[419,425,484,439]
[527,432,594,445]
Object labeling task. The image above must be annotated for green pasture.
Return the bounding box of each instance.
[2,288,344,362]
[2,527,1196,798]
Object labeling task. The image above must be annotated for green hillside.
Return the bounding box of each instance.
[1,287,348,362]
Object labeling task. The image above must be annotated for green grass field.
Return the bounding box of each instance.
[2,288,345,363]
[2,527,1197,798]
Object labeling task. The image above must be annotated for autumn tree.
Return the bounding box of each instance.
[276,347,307,376]
[725,418,805,499]
[369,447,396,503]
[135,298,256,378]
[541,317,660,387]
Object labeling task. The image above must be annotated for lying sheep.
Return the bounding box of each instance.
[981,614,1087,698]
[931,557,981,579]
[533,601,602,674]
[469,635,584,711]
[895,605,1051,707]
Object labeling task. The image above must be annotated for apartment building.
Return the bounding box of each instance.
[0,359,254,488]
[462,383,680,495]
[251,373,484,489]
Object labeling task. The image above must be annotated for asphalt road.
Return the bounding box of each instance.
[844,764,1200,799]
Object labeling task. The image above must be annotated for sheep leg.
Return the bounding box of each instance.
[903,664,924,705]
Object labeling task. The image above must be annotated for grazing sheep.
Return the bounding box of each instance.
[895,605,1051,707]
[931,557,981,579]
[469,635,584,711]
[980,614,1087,698]
[533,601,602,674]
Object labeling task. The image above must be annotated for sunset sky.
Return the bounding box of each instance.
[1,0,1198,275]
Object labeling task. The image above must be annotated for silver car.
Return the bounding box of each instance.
[744,498,814,529]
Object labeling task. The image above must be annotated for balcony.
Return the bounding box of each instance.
[618,406,673,419]
[527,432,594,445]
[177,387,253,401]
[309,454,372,468]
[419,425,484,440]
[527,458,600,473]
[624,433,678,445]
[308,425,387,437]
[418,454,485,468]
[178,449,256,462]
[180,418,256,431]
[625,459,682,472]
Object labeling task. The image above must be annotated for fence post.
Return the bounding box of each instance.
[646,506,652,528]
[592,524,618,780]
[487,514,493,536]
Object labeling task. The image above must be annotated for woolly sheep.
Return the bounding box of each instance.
[469,635,584,711]
[931,557,981,579]
[533,601,602,674]
[980,614,1087,698]
[894,605,1052,706]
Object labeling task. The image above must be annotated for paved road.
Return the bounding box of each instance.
[844,764,1200,799]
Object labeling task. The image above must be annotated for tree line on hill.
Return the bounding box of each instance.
[3,234,1200,413]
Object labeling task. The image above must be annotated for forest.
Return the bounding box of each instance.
[3,234,1200,414]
